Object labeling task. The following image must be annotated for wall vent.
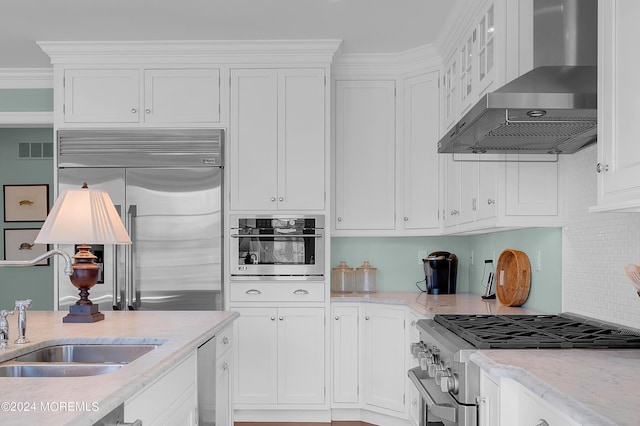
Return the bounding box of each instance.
[18,142,53,159]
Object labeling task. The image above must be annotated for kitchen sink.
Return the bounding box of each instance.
[12,344,157,364]
[0,363,124,377]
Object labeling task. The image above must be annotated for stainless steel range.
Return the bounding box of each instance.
[408,314,640,426]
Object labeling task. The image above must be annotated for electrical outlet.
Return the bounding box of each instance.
[535,249,542,271]
[418,250,428,265]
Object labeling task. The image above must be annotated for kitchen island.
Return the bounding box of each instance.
[0,310,238,426]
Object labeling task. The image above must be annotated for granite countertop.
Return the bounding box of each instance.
[471,349,640,426]
[331,291,542,316]
[0,310,238,426]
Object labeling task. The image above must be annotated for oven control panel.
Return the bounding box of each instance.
[410,342,459,395]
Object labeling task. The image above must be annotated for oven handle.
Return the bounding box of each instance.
[408,367,457,423]
[229,234,323,238]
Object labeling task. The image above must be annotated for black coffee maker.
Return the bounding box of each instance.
[422,251,458,294]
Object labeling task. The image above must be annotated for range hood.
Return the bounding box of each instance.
[438,0,597,155]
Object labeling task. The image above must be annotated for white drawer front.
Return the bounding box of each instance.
[229,282,325,302]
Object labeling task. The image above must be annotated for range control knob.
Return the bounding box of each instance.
[439,369,459,394]
[428,361,445,379]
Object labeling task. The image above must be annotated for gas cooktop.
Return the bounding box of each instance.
[434,314,640,349]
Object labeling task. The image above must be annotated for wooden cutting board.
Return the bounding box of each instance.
[496,249,531,307]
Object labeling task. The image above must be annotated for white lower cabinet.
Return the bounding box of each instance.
[233,306,325,406]
[481,372,579,426]
[331,303,408,422]
[215,326,234,426]
[125,351,197,425]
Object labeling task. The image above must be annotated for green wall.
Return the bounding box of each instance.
[0,87,55,310]
[331,227,562,314]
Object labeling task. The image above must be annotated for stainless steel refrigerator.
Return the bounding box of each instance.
[56,129,223,311]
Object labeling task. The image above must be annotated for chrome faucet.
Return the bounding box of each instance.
[0,249,74,276]
[0,310,14,349]
[14,299,32,344]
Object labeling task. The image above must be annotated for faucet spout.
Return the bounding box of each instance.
[0,249,73,276]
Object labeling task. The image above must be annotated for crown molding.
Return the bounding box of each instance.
[37,40,343,65]
[0,69,53,88]
[333,44,441,79]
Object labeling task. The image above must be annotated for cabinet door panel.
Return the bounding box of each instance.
[233,307,278,404]
[278,69,326,210]
[277,307,325,404]
[505,158,558,216]
[335,80,395,230]
[402,72,440,231]
[332,305,359,403]
[230,70,279,210]
[597,0,640,208]
[144,69,220,123]
[64,69,139,123]
[362,306,405,413]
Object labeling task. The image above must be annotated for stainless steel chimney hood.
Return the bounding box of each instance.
[438,0,597,155]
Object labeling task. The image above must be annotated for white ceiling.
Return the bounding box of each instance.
[0,0,459,68]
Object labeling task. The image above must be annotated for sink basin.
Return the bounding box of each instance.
[13,344,157,364]
[0,363,124,377]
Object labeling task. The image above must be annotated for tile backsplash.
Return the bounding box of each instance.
[561,144,640,328]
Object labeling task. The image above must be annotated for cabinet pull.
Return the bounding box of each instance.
[404,216,409,221]
[293,289,309,295]
[270,316,276,321]
[487,199,495,205]
[270,197,276,202]
[335,316,340,320]
[596,163,609,173]
[131,108,137,114]
[337,217,342,222]
[279,316,284,321]
[364,316,370,320]
[121,421,143,426]
[535,420,549,426]
[279,197,284,202]
[223,362,229,370]
[145,108,151,114]
[222,336,229,345]
[245,289,261,295]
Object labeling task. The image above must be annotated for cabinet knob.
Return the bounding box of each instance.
[487,199,495,205]
[145,109,151,114]
[279,316,284,321]
[279,197,284,202]
[404,217,409,221]
[270,316,276,321]
[335,316,340,320]
[271,197,276,202]
[223,362,229,370]
[131,108,137,114]
[337,217,342,222]
[223,336,229,345]
[596,163,609,173]
[364,316,370,320]
[450,210,459,216]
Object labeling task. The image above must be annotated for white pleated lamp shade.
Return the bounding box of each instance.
[35,186,131,245]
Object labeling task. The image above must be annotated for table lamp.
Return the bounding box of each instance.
[35,183,131,323]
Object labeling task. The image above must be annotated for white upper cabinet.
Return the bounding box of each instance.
[401,71,440,233]
[334,80,396,231]
[230,68,326,211]
[63,68,220,125]
[593,0,640,212]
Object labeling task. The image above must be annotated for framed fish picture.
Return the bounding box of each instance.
[3,228,50,265]
[3,184,49,222]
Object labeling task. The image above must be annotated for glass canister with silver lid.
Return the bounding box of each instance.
[355,261,377,293]
[331,261,355,293]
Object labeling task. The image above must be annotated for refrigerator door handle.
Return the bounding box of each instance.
[113,205,123,311]
[127,204,138,310]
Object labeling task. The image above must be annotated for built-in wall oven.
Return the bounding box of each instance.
[229,214,324,280]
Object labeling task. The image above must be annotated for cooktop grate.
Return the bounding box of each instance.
[434,314,640,349]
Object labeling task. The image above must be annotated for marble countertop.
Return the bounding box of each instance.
[331,291,542,316]
[471,349,640,426]
[332,292,638,426]
[0,310,238,426]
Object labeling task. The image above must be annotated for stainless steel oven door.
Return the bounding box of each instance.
[229,215,324,280]
[408,367,477,426]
